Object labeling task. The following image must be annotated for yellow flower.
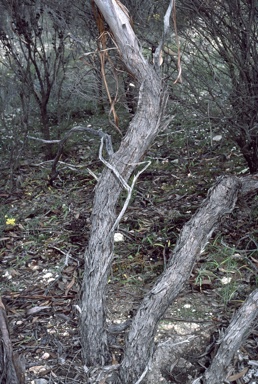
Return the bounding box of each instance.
[6,217,16,226]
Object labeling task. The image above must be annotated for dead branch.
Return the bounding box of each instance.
[98,136,151,232]
[47,125,113,185]
[153,0,175,69]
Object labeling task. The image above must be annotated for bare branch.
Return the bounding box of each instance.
[27,136,60,144]
[120,175,242,381]
[98,137,151,232]
[46,125,113,184]
[153,0,175,69]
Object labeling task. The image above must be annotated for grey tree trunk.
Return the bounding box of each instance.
[80,0,170,368]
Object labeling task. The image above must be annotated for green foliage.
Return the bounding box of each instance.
[195,235,257,306]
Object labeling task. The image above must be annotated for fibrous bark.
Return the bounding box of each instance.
[201,288,258,384]
[81,0,171,368]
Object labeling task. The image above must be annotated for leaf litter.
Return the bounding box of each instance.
[0,132,258,383]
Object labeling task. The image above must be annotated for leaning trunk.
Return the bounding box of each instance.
[80,74,165,366]
[80,0,173,375]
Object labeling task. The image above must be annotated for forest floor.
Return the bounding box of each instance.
[0,118,258,383]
